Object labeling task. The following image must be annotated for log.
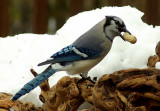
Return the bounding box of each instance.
[1,68,160,111]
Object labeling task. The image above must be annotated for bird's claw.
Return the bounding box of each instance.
[77,74,96,84]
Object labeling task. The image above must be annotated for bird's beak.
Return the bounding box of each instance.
[121,28,131,34]
[118,27,131,41]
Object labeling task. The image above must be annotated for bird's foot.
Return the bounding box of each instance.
[77,74,96,84]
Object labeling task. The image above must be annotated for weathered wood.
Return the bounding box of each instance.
[2,68,160,111]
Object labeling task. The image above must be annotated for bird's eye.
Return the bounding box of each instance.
[121,24,125,27]
[115,21,119,25]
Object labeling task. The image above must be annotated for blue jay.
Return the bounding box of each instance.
[11,16,131,101]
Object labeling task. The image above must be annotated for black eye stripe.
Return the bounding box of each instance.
[115,20,125,27]
[115,21,120,25]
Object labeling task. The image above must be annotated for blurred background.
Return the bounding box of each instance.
[0,0,160,37]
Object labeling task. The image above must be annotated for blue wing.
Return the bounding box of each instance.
[38,45,101,66]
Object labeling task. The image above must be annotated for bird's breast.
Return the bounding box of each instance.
[61,56,104,75]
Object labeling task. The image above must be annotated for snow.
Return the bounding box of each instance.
[0,6,160,106]
[156,62,160,69]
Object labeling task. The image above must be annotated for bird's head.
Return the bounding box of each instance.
[103,16,131,42]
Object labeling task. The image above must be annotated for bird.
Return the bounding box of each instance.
[11,16,131,101]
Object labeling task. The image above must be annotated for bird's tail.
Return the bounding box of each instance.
[11,65,56,101]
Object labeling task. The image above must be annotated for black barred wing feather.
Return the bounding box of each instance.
[38,45,101,66]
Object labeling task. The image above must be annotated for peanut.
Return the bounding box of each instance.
[123,32,137,44]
